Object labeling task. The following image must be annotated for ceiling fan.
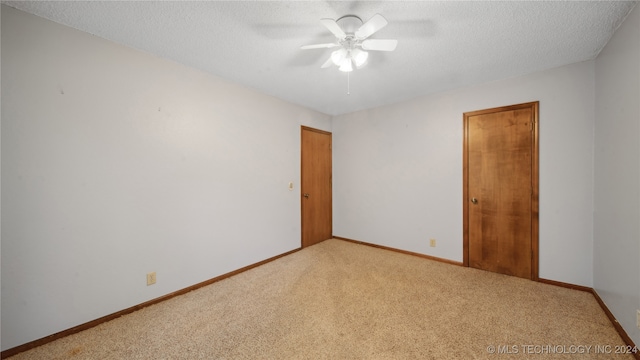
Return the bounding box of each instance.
[301,14,398,72]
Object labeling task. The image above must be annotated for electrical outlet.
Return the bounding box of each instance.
[429,238,436,247]
[147,272,156,286]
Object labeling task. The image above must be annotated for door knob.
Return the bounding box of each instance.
[303,193,310,199]
[471,197,478,204]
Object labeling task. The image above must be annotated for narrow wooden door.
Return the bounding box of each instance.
[463,102,539,279]
[301,126,332,248]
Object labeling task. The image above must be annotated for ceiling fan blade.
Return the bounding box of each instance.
[355,14,388,40]
[320,18,346,40]
[361,39,398,51]
[301,43,339,50]
[321,56,334,69]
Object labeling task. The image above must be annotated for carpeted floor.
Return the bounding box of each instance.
[8,239,634,359]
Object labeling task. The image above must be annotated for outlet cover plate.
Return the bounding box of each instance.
[147,272,156,286]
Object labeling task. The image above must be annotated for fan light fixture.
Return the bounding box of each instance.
[331,48,369,72]
[301,14,398,73]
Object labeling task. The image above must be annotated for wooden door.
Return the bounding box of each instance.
[463,102,539,279]
[301,126,332,248]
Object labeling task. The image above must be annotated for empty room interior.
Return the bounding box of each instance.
[1,1,639,358]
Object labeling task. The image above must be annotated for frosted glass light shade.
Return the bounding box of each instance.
[339,59,353,72]
[331,49,347,66]
[352,49,369,67]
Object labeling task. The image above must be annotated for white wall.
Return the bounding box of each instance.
[1,6,331,351]
[594,4,640,346]
[333,61,596,287]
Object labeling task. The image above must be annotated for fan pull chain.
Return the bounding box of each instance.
[347,71,350,95]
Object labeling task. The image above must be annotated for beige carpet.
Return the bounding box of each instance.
[8,239,633,359]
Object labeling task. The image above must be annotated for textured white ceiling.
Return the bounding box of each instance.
[2,1,637,115]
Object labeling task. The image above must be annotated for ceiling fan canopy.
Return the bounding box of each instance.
[301,14,398,72]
